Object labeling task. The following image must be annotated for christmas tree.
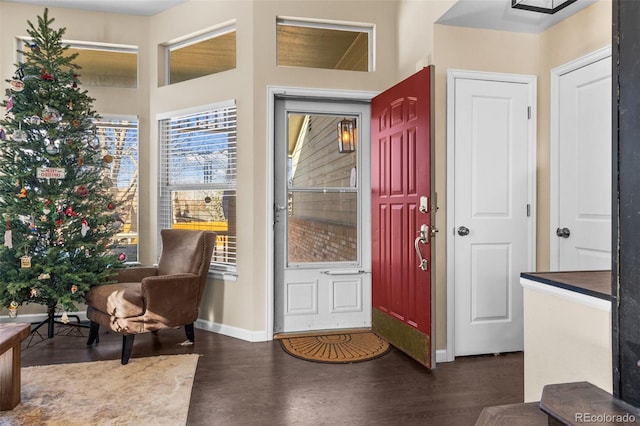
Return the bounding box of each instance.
[0,9,122,336]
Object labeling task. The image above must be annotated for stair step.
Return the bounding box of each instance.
[475,402,547,426]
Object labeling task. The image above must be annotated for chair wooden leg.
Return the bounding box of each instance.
[121,334,135,365]
[86,321,100,345]
[185,323,195,342]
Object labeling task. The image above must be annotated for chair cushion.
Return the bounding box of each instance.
[85,282,145,318]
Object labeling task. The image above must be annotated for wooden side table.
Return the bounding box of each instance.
[0,322,31,411]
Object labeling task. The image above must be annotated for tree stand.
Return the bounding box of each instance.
[30,307,86,338]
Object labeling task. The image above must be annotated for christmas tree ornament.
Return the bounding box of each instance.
[118,252,127,262]
[18,187,27,198]
[30,287,39,297]
[45,138,60,154]
[71,284,78,294]
[4,220,12,248]
[75,185,89,197]
[10,79,25,92]
[11,126,27,142]
[0,128,6,140]
[29,115,41,125]
[81,218,89,236]
[107,202,116,210]
[8,301,18,318]
[42,106,61,123]
[61,312,69,323]
[15,67,24,80]
[103,154,113,163]
[65,206,77,217]
[37,273,50,280]
[88,135,100,148]
[42,199,52,214]
[5,96,14,112]
[30,42,40,52]
[20,255,32,268]
[41,68,54,81]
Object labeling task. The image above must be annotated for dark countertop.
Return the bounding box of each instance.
[520,270,611,301]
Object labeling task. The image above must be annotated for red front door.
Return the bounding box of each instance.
[371,66,435,368]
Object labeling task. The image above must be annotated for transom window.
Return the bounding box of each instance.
[277,18,374,72]
[17,38,138,88]
[160,22,236,86]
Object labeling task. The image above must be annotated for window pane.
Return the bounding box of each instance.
[288,114,357,189]
[169,31,236,85]
[277,21,370,71]
[159,101,237,269]
[96,119,139,263]
[169,190,236,266]
[66,47,137,88]
[288,191,357,264]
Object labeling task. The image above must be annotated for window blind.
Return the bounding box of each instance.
[159,101,237,269]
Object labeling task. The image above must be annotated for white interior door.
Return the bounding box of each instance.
[447,71,536,357]
[550,49,612,271]
[274,98,371,333]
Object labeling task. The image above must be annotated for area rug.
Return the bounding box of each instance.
[0,354,200,426]
[279,331,390,363]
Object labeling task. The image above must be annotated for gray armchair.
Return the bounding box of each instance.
[85,229,216,364]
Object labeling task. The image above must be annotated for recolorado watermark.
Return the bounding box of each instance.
[575,412,637,423]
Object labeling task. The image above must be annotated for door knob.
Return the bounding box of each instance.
[556,227,571,238]
[457,226,470,236]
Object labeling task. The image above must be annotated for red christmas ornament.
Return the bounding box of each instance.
[41,69,54,81]
[75,185,89,197]
[65,206,77,217]
[107,202,115,210]
[117,252,127,262]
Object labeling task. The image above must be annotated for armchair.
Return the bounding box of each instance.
[85,229,216,364]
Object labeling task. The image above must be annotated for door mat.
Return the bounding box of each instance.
[279,331,391,363]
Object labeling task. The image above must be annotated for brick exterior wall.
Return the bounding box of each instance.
[288,216,357,263]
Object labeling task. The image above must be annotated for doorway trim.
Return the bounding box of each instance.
[445,69,537,362]
[549,45,612,271]
[266,86,378,340]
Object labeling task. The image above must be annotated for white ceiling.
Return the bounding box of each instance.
[4,0,596,32]
[2,0,186,16]
[437,0,598,34]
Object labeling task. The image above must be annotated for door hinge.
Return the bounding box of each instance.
[527,106,531,119]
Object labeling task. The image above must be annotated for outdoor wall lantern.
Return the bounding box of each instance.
[338,118,356,153]
[511,0,578,14]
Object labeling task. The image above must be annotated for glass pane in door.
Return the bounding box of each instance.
[286,113,358,265]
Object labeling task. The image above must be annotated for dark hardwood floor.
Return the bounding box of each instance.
[18,323,524,425]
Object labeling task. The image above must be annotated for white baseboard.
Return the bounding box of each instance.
[195,319,269,342]
[436,349,451,364]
